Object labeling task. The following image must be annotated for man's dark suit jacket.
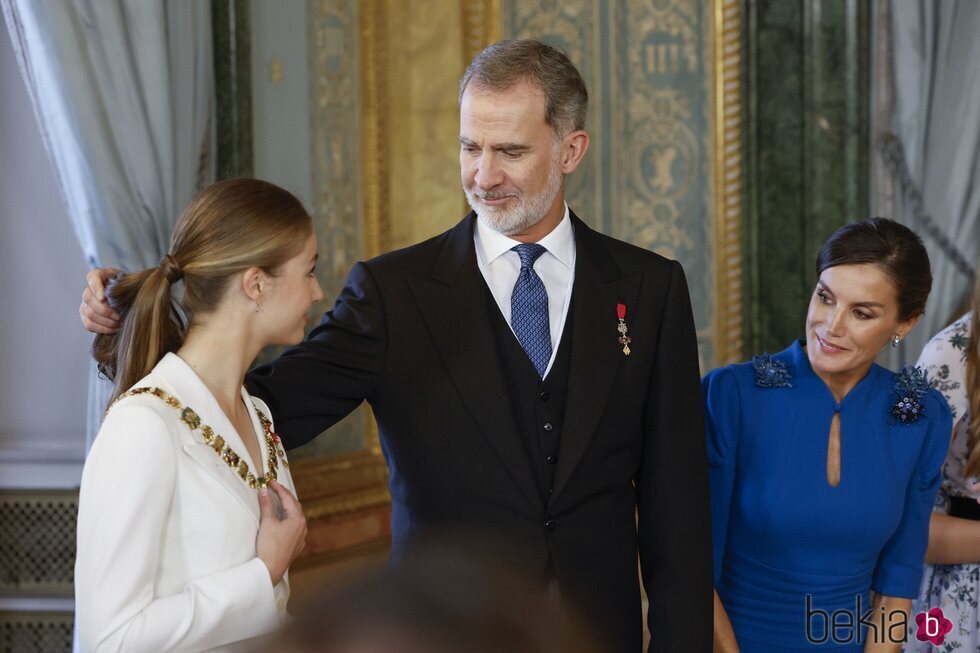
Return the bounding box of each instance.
[247,212,712,652]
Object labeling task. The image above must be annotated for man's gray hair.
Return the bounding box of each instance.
[458,39,588,136]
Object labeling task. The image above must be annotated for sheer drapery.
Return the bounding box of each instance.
[877,0,980,367]
[1,0,214,444]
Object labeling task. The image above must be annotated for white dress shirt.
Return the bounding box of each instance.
[474,204,576,377]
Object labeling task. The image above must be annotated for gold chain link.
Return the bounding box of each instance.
[107,387,290,489]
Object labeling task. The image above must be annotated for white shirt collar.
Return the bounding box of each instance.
[475,203,574,268]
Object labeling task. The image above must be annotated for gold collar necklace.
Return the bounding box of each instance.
[108,387,290,489]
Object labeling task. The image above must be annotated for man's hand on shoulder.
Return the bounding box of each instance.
[80,268,122,334]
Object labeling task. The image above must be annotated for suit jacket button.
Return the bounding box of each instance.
[546,455,557,465]
[545,518,556,532]
[543,422,554,432]
[539,392,550,401]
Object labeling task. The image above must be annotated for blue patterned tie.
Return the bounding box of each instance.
[510,243,552,378]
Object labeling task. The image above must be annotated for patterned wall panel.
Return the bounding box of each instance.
[502,0,739,367]
[502,1,603,232]
[297,0,369,458]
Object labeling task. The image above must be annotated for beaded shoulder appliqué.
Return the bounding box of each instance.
[107,387,289,488]
[751,353,793,388]
[890,365,930,426]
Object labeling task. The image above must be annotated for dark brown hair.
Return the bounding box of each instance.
[816,217,932,321]
[92,178,313,405]
[459,39,588,136]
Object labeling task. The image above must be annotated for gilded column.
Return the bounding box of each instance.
[712,0,743,365]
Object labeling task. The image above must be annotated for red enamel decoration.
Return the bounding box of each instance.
[616,303,626,319]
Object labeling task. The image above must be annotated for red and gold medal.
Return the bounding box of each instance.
[616,303,632,356]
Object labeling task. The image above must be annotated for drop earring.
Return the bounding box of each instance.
[254,299,261,314]
[891,334,900,347]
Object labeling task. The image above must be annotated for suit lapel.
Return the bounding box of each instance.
[408,214,543,513]
[549,216,641,506]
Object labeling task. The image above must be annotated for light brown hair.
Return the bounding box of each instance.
[960,275,980,477]
[458,39,588,136]
[92,178,313,405]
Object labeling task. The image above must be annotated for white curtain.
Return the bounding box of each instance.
[878,0,980,367]
[1,0,214,444]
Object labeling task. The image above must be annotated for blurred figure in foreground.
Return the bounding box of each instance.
[272,536,608,653]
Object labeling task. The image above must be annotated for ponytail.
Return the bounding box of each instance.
[90,178,313,410]
[92,260,186,406]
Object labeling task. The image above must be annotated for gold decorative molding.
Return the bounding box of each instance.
[462,0,502,64]
[304,488,392,520]
[269,57,284,84]
[711,0,743,365]
[357,0,390,453]
[359,0,391,262]
[291,536,391,574]
[292,450,390,519]
[290,453,391,588]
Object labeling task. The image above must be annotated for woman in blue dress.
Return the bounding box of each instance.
[707,218,952,652]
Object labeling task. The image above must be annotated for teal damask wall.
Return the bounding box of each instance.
[502,0,717,366]
[502,0,870,363]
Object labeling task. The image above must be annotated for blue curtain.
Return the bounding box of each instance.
[881,0,980,365]
[1,0,215,445]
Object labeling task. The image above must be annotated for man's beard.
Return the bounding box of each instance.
[463,152,563,236]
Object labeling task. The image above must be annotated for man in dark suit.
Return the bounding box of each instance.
[81,39,711,652]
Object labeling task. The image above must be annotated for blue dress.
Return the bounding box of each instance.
[705,340,951,651]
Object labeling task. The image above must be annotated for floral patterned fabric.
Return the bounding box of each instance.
[906,313,975,652]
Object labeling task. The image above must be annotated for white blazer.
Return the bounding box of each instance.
[75,353,295,652]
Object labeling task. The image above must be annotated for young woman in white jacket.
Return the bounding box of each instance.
[75,178,322,652]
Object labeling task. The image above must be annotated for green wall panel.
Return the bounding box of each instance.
[744,0,869,354]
